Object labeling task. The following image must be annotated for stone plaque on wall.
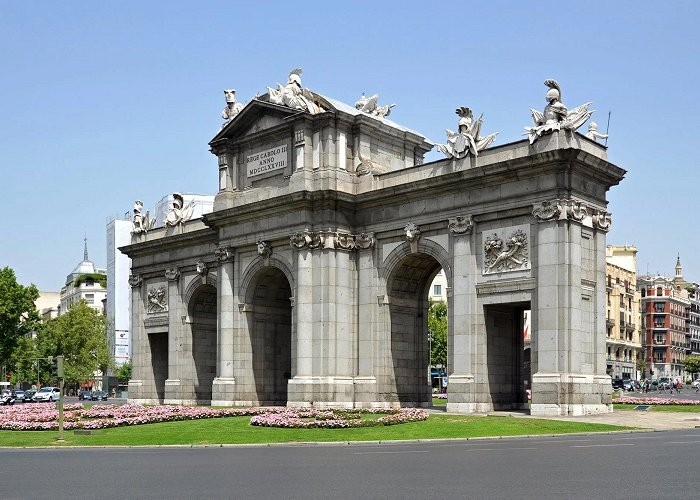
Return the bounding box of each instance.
[246,144,288,177]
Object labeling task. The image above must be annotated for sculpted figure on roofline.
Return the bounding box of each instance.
[525,79,593,144]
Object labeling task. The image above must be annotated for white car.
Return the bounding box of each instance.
[33,386,61,402]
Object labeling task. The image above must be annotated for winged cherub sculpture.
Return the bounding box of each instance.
[437,107,498,159]
[524,79,593,145]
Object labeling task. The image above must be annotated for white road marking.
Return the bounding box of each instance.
[572,443,635,448]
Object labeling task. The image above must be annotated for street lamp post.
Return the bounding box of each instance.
[428,330,433,386]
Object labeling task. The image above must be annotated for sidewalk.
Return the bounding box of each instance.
[542,409,700,430]
[432,406,700,431]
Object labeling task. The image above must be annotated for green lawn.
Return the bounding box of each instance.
[0,413,632,448]
[613,403,700,412]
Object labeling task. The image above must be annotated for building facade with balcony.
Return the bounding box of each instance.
[638,257,691,380]
[688,283,700,357]
[605,245,642,381]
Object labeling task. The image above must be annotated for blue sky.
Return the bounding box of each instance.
[1,1,699,290]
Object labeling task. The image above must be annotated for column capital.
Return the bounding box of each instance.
[448,215,474,236]
[165,267,180,281]
[128,274,143,288]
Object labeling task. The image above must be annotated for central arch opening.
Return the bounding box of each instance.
[387,252,445,406]
[248,267,292,405]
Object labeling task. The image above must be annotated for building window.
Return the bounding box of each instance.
[433,285,442,296]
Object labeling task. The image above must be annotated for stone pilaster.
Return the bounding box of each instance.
[163,267,190,405]
[212,248,236,405]
[445,216,485,413]
[530,203,612,416]
[127,274,146,403]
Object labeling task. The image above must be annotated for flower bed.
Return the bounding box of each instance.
[0,404,428,431]
[250,408,429,428]
[613,396,700,406]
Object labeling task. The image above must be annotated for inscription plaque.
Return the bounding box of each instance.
[246,144,288,177]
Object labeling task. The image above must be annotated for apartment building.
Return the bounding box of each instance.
[638,257,691,379]
[605,245,642,381]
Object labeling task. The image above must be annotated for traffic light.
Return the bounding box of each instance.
[47,356,65,378]
[49,356,58,378]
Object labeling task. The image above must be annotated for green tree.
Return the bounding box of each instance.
[115,361,132,382]
[36,301,112,384]
[0,267,40,377]
[636,358,647,377]
[428,298,447,367]
[684,355,700,377]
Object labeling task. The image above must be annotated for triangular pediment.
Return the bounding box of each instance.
[210,99,305,144]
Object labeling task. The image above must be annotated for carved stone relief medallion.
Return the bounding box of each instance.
[483,225,531,275]
[147,286,168,313]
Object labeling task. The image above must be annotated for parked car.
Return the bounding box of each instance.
[22,390,36,402]
[91,391,108,401]
[1,390,16,405]
[33,386,61,402]
[611,379,624,390]
[79,390,93,401]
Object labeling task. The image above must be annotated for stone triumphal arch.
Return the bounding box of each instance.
[122,71,625,416]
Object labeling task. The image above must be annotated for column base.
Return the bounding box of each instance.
[211,377,236,406]
[164,379,196,406]
[287,376,355,409]
[445,374,496,414]
[530,372,613,416]
[126,379,143,404]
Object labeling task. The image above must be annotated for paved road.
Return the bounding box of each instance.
[3,430,700,499]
